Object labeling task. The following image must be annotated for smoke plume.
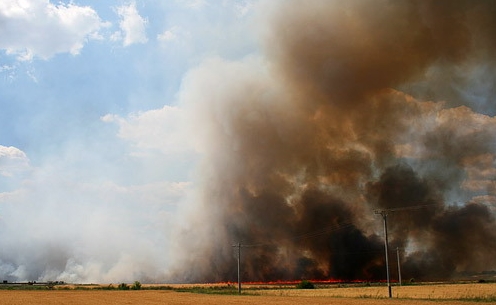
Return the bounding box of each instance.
[170,0,496,282]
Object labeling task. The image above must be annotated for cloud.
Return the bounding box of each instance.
[176,0,208,9]
[0,0,109,61]
[157,26,180,43]
[0,145,30,177]
[101,105,193,155]
[230,0,254,17]
[114,2,148,46]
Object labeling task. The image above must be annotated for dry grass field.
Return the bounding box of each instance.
[0,283,494,305]
[250,282,496,299]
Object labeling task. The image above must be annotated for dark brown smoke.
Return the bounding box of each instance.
[171,0,496,283]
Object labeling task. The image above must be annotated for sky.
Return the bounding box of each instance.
[0,0,258,283]
[1,0,496,284]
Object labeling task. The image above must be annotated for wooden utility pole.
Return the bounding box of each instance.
[375,210,392,298]
[232,243,242,294]
[397,247,402,286]
[374,204,438,298]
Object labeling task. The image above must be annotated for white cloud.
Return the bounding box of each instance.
[176,0,208,9]
[102,105,193,155]
[231,0,254,17]
[0,145,30,177]
[157,26,179,43]
[0,64,17,81]
[114,2,148,46]
[0,0,109,61]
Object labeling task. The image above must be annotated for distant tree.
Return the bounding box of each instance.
[131,281,142,290]
[296,280,315,289]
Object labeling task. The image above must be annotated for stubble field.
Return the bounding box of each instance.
[0,282,494,305]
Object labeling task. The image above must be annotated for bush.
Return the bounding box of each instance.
[131,281,142,290]
[118,283,129,290]
[296,280,315,289]
[104,284,116,290]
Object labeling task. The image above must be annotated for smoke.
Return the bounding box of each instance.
[1,0,494,284]
[169,0,496,282]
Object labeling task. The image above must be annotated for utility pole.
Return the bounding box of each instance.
[373,204,439,295]
[397,247,402,286]
[375,210,392,298]
[232,243,242,294]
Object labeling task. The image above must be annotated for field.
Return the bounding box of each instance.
[0,282,494,305]
[249,282,496,299]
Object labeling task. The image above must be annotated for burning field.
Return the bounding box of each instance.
[168,0,496,284]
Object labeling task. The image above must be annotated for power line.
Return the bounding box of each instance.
[238,220,355,248]
[380,203,440,213]
[291,222,355,241]
[231,221,354,293]
[242,203,440,249]
[232,203,440,293]
[374,203,440,298]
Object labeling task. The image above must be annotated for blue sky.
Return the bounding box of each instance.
[0,0,261,187]
[0,0,258,283]
[0,1,257,156]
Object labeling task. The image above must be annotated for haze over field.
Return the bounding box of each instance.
[1,0,496,283]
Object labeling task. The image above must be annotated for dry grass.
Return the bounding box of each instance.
[0,283,494,305]
[251,282,496,300]
[0,290,490,305]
